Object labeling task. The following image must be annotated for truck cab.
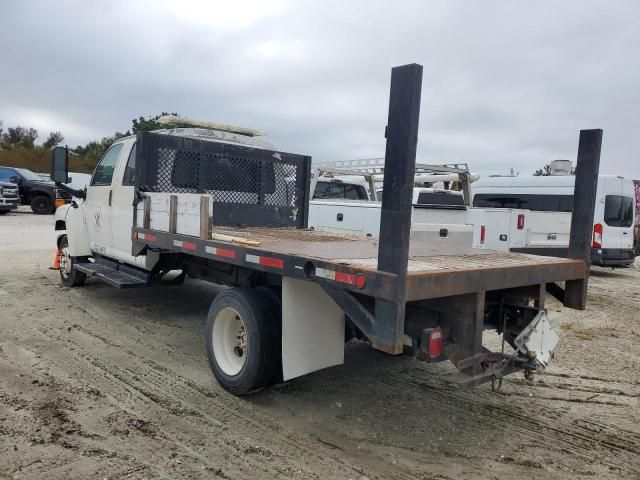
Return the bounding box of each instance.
[55,127,278,270]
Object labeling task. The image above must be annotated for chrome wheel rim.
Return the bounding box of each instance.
[60,246,71,278]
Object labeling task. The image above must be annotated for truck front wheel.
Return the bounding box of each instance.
[59,236,87,287]
[205,288,280,395]
[31,195,53,214]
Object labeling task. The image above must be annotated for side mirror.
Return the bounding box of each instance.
[50,146,69,184]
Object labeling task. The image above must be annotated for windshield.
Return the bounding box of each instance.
[604,195,634,228]
[15,168,46,181]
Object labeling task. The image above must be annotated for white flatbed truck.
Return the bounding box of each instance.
[51,64,600,395]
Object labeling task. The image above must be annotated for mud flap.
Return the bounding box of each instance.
[282,277,345,381]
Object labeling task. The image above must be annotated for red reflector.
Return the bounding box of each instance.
[593,223,603,248]
[182,241,197,251]
[517,214,525,230]
[335,271,355,285]
[480,225,486,244]
[259,257,284,269]
[355,273,366,289]
[428,328,443,359]
[217,248,236,259]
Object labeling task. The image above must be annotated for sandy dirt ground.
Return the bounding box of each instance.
[1,208,639,480]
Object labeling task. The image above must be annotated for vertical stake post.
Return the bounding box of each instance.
[372,63,423,354]
[200,196,211,240]
[564,129,602,309]
[142,196,151,230]
[169,195,178,234]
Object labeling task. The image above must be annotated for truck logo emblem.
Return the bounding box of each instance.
[92,207,102,231]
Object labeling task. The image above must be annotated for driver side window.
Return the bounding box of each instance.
[92,144,123,186]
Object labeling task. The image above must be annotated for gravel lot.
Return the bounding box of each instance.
[1,207,639,479]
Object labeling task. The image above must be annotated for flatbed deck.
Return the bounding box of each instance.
[135,225,587,301]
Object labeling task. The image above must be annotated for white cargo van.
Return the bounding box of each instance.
[472,174,636,267]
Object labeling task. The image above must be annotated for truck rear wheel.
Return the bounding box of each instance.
[205,288,280,395]
[31,195,53,214]
[59,236,87,287]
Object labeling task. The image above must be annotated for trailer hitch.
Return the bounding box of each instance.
[448,349,539,390]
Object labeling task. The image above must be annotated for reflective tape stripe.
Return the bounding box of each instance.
[173,240,197,250]
[245,254,283,269]
[245,254,260,264]
[315,267,335,280]
[315,267,365,288]
[138,233,156,242]
[205,246,236,259]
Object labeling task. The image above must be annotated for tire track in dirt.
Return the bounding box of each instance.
[3,271,400,480]
[363,360,640,476]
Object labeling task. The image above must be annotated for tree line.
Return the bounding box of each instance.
[0,113,175,174]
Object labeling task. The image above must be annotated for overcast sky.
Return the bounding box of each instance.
[1,0,639,177]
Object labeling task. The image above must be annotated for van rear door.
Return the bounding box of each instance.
[601,178,635,250]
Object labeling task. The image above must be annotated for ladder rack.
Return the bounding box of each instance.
[312,158,470,175]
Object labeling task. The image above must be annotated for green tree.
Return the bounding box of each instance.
[0,126,38,149]
[42,131,64,149]
[534,162,576,176]
[131,112,177,134]
[533,164,553,176]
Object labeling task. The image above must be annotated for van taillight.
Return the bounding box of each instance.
[480,225,486,244]
[517,214,525,230]
[593,223,603,248]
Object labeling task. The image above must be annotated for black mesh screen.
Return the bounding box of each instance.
[136,132,311,228]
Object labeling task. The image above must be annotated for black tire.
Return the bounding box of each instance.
[31,195,53,214]
[59,235,87,287]
[205,288,280,395]
[0,210,9,215]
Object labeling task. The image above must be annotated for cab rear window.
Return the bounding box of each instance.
[604,195,633,227]
[313,182,368,200]
[417,192,464,206]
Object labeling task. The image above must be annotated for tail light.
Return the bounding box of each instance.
[480,225,486,245]
[593,223,603,248]
[517,214,525,230]
[427,328,443,359]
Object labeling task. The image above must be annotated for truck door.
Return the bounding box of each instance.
[83,143,124,257]
[109,139,148,267]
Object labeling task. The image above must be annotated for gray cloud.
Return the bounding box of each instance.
[1,0,638,177]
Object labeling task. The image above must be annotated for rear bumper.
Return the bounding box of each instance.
[591,248,636,267]
[511,246,636,267]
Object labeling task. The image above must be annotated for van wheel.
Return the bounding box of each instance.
[59,236,87,287]
[205,288,279,395]
[31,195,53,214]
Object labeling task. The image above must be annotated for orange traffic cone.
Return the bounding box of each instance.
[49,249,61,270]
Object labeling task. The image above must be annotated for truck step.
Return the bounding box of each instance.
[74,259,150,289]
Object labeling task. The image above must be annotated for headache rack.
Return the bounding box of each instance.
[135,130,311,229]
